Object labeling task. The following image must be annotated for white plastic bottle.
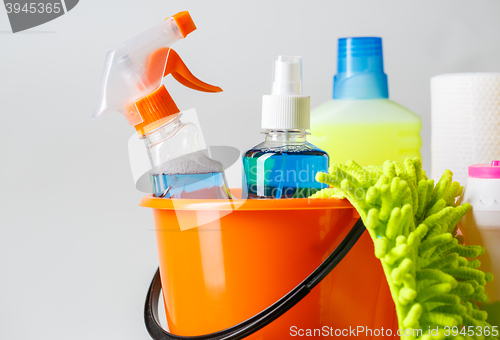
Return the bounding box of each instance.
[460,161,500,325]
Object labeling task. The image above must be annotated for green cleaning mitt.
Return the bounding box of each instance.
[312,158,497,340]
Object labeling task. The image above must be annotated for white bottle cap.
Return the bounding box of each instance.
[262,56,310,130]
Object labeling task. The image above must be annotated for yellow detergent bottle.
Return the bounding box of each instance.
[309,37,422,166]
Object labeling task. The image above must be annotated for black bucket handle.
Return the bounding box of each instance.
[145,218,366,340]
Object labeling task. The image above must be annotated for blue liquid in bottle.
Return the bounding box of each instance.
[152,172,231,199]
[151,152,232,199]
[242,130,328,199]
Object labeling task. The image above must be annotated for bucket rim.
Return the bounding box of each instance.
[139,189,353,211]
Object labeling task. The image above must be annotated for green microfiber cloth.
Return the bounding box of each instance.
[311,158,497,340]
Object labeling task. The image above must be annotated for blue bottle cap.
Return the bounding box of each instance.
[333,37,389,100]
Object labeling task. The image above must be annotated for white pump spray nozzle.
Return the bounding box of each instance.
[271,56,303,95]
[262,55,310,130]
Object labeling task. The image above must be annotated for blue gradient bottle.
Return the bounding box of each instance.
[242,56,329,199]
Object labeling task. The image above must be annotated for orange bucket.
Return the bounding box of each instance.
[141,190,398,339]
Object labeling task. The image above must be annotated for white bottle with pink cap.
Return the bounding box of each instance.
[460,160,500,324]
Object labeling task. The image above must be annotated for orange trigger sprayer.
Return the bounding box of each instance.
[134,48,222,135]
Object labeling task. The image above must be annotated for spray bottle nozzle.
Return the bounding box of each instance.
[134,48,222,135]
[93,11,222,135]
[271,56,303,96]
[171,11,197,38]
[262,55,310,130]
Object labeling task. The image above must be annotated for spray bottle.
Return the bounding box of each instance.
[93,12,232,199]
[242,56,329,199]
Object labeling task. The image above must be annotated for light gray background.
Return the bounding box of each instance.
[1,1,500,339]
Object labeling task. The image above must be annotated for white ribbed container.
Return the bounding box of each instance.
[431,73,500,184]
[261,95,310,130]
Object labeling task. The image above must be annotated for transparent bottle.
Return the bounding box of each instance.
[144,113,231,199]
[242,56,329,199]
[243,130,328,199]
